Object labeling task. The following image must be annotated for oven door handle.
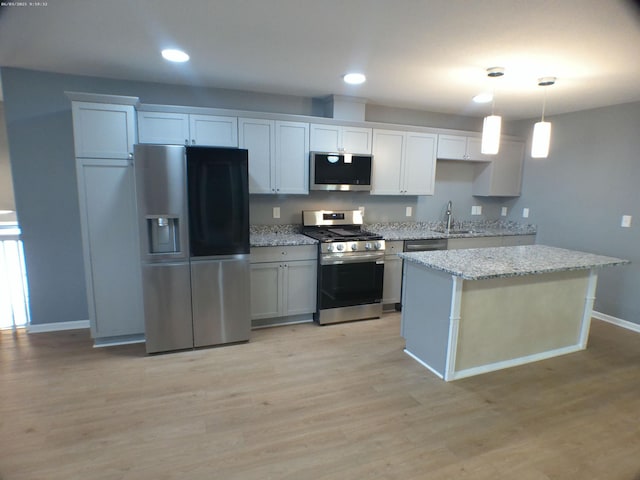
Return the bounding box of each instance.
[321,253,385,265]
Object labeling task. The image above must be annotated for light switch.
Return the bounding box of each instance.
[501,207,508,217]
[405,206,412,217]
[522,208,530,218]
[621,215,632,227]
[273,207,280,219]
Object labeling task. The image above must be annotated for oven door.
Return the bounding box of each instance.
[319,254,384,309]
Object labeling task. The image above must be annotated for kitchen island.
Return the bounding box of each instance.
[398,245,629,381]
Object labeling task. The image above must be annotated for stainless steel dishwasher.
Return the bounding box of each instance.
[394,238,448,310]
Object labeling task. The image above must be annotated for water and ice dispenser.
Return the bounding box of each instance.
[147,216,180,254]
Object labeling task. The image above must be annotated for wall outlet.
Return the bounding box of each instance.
[405,206,412,217]
[522,208,530,218]
[621,215,632,227]
[273,207,280,219]
[358,206,365,215]
[471,205,482,215]
[501,207,508,217]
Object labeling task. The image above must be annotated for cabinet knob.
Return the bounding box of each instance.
[128,153,133,159]
[191,139,196,145]
[185,139,189,145]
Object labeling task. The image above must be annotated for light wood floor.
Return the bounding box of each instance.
[1,313,639,480]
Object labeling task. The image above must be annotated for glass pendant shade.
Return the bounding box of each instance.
[481,115,502,154]
[531,121,552,158]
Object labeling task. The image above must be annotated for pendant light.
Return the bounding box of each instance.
[531,77,556,158]
[481,67,504,155]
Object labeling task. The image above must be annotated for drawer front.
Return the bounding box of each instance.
[251,245,317,263]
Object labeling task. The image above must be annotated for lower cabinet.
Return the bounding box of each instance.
[382,241,404,305]
[447,234,536,250]
[250,245,317,321]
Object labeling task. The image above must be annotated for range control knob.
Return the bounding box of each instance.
[326,244,334,252]
[374,241,383,250]
[336,243,344,252]
[351,243,358,251]
[365,242,372,250]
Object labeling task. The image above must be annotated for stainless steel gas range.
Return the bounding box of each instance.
[302,210,385,325]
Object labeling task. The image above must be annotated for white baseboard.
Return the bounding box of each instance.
[592,311,640,333]
[27,320,90,333]
[404,348,444,379]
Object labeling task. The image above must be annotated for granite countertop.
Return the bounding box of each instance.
[365,220,537,241]
[250,225,317,247]
[398,245,630,280]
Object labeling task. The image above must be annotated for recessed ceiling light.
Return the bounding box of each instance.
[343,73,366,85]
[473,92,493,103]
[161,49,190,63]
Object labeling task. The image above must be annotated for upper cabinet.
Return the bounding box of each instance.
[71,102,136,159]
[239,118,309,195]
[437,134,488,161]
[371,129,437,195]
[138,111,238,147]
[310,124,372,154]
[473,140,524,197]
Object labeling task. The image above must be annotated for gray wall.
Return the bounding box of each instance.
[510,102,640,323]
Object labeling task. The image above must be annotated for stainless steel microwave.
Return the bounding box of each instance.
[310,152,373,191]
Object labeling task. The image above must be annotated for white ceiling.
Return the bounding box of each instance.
[1,0,639,119]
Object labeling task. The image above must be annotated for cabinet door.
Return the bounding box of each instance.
[371,129,404,195]
[72,102,136,159]
[436,134,467,160]
[284,260,317,315]
[76,159,144,338]
[189,114,238,147]
[137,111,189,145]
[310,124,340,152]
[250,262,283,319]
[403,132,437,195]
[275,121,310,195]
[447,237,503,249]
[473,140,524,196]
[382,256,403,304]
[342,126,372,154]
[239,118,274,194]
[501,234,536,246]
[465,137,491,161]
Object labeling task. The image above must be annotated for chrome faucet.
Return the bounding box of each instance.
[445,200,453,232]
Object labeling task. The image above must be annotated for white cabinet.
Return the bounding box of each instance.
[371,129,437,195]
[239,118,310,194]
[473,140,525,196]
[310,123,372,154]
[501,234,536,246]
[76,159,144,339]
[71,102,136,159]
[137,111,238,147]
[382,241,404,305]
[72,97,144,342]
[437,134,488,161]
[250,245,317,320]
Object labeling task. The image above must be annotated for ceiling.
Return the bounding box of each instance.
[1,0,639,120]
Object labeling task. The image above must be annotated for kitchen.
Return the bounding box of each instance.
[1,1,640,478]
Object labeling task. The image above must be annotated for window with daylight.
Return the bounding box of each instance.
[0,227,31,329]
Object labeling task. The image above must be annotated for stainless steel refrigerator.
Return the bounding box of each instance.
[134,144,250,353]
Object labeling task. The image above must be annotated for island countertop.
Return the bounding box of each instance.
[398,245,629,280]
